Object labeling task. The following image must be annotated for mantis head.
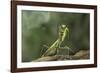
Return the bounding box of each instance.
[59,24,69,41]
[59,24,69,33]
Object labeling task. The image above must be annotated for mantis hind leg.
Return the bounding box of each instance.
[40,45,49,57]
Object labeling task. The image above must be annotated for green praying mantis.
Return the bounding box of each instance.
[41,24,72,57]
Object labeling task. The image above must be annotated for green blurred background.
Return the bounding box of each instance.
[22,10,90,62]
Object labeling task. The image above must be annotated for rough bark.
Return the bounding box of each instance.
[33,50,89,62]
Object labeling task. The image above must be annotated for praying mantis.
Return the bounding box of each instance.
[41,24,72,57]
